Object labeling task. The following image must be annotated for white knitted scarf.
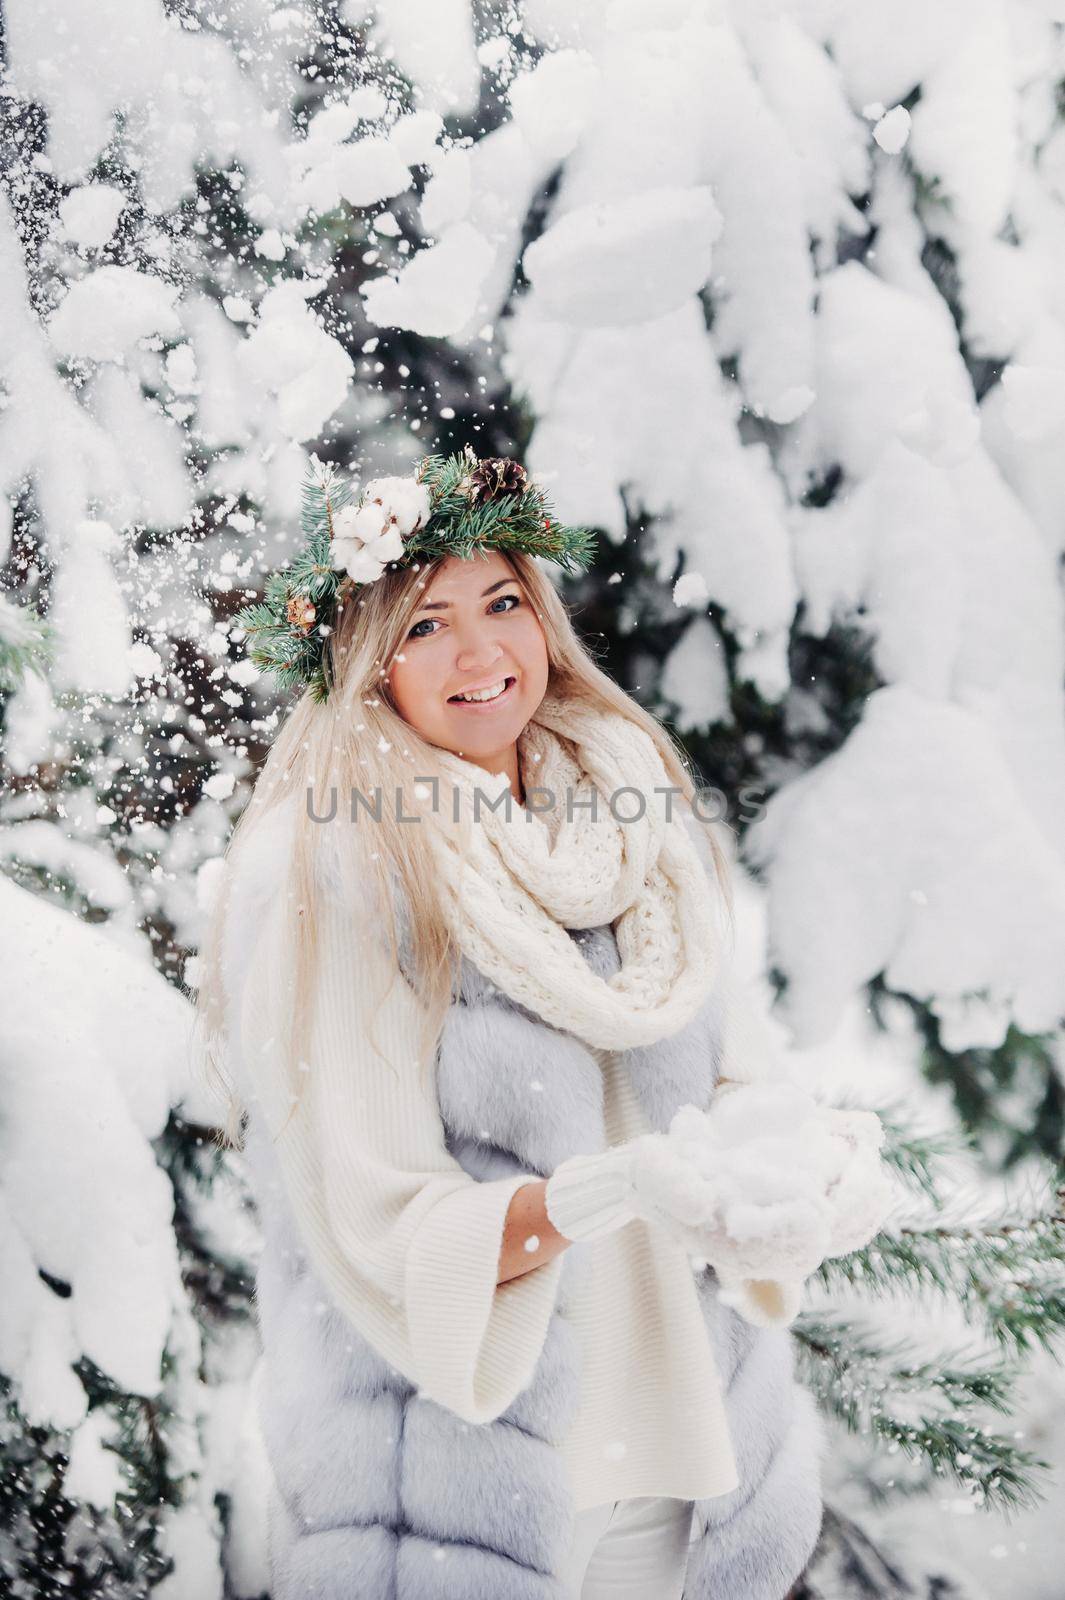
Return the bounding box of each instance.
[428,689,723,1051]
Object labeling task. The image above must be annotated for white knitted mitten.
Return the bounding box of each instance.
[808,1104,895,1256]
[544,1131,720,1246]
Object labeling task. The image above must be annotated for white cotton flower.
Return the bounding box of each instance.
[325,473,431,586]
[328,500,406,584]
[362,474,432,536]
[328,538,386,583]
[335,501,387,542]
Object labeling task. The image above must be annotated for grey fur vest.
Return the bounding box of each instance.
[237,863,824,1600]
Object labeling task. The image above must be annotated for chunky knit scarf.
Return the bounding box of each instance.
[427,689,722,1051]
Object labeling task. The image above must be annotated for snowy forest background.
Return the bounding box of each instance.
[2,0,1065,1595]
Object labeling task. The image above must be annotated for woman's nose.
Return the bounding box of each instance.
[454,625,505,672]
[456,642,505,671]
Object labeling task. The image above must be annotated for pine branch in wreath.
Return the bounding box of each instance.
[234,462,357,704]
[413,450,597,572]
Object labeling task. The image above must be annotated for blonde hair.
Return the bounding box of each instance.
[190,549,735,1152]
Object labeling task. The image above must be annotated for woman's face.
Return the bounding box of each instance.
[387,552,549,771]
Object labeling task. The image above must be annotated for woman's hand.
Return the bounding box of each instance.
[804,1103,896,1256]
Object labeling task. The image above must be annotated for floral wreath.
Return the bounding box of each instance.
[234,445,598,703]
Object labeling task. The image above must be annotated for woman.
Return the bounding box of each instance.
[193,449,893,1599]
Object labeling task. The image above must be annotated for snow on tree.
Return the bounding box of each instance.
[0,876,268,1596]
[348,2,1065,1589]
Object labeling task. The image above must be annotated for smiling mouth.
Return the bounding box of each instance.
[447,675,518,708]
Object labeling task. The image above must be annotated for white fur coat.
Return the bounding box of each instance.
[223,804,825,1599]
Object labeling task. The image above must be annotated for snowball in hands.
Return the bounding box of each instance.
[544,1082,896,1332]
[664,1083,897,1321]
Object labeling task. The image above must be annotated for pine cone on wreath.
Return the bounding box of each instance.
[286,594,317,634]
[466,455,529,503]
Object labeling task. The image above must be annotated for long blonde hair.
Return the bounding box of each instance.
[190,549,735,1151]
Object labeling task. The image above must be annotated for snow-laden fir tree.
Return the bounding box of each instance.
[0,1,523,1591]
[343,3,1065,1592]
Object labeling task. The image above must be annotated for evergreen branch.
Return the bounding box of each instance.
[872,1100,967,1203]
[412,450,597,571]
[795,1314,1051,1513]
[798,1316,1015,1412]
[232,463,353,702]
[404,508,596,572]
[299,457,357,543]
[851,1449,979,1508]
[815,1176,1065,1355]
[0,597,55,694]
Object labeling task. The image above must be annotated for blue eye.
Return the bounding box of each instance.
[407,592,521,640]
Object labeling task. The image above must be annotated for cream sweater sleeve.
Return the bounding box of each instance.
[239,883,566,1426]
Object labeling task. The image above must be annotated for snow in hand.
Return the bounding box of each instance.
[647,1082,897,1299]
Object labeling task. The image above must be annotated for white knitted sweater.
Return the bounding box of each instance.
[237,884,742,1512]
